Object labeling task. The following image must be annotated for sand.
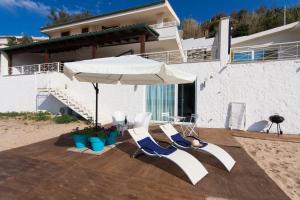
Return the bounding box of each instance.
[0,118,87,152]
[235,137,300,200]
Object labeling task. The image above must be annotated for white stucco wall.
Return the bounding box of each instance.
[0,73,65,112]
[173,59,300,134]
[0,59,299,134]
[0,72,144,124]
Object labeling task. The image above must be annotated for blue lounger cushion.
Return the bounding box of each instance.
[171,133,208,148]
[137,137,176,155]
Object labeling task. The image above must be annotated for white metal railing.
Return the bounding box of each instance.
[149,21,177,29]
[231,41,300,63]
[137,47,217,64]
[11,62,64,75]
[9,47,217,76]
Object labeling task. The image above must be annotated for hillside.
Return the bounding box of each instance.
[182,5,300,39]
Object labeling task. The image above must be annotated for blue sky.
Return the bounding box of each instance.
[0,0,299,36]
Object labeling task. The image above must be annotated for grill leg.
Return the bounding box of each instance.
[276,124,279,136]
[266,122,273,134]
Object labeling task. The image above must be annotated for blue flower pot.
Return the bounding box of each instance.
[106,131,118,145]
[72,134,88,149]
[89,136,106,152]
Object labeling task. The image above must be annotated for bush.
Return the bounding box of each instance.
[53,115,78,124]
[0,111,51,121]
[0,112,28,118]
[28,112,51,121]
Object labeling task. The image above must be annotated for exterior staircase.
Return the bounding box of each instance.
[39,88,94,122]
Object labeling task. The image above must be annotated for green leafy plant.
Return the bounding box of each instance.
[53,115,78,124]
[73,126,107,139]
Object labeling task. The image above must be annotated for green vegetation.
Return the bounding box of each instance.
[72,126,108,138]
[7,36,33,46]
[0,112,51,121]
[182,4,300,39]
[47,9,93,26]
[26,112,52,121]
[53,115,78,124]
[0,112,79,124]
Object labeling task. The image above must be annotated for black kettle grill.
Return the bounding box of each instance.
[266,114,284,135]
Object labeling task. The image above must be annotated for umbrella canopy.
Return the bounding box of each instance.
[63,55,196,128]
[64,55,196,85]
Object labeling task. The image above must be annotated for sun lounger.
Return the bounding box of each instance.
[160,124,236,172]
[128,127,208,185]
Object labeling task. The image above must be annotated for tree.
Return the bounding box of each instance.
[181,4,300,39]
[18,36,33,45]
[47,8,93,26]
[7,37,18,46]
[182,18,203,39]
[7,36,33,46]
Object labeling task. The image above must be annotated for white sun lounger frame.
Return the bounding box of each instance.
[160,124,236,172]
[128,127,208,185]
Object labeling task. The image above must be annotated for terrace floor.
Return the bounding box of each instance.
[0,127,290,200]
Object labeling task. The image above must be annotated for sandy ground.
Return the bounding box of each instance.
[0,118,87,152]
[235,137,300,200]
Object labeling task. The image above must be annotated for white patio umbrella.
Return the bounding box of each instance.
[64,55,196,127]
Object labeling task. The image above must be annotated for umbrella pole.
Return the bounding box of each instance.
[93,83,99,129]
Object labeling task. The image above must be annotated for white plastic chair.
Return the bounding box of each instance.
[112,111,126,135]
[133,112,152,131]
[183,114,199,137]
[161,112,172,123]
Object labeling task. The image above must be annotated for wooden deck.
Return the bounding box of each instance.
[0,127,290,200]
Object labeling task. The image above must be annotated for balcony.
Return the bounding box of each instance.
[231,41,300,63]
[9,47,217,76]
[11,62,64,75]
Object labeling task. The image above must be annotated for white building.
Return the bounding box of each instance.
[1,0,300,134]
[0,36,48,49]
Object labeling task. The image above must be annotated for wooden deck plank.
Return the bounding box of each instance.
[0,129,290,200]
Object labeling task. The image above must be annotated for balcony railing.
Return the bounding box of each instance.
[138,47,216,65]
[9,47,217,76]
[11,62,64,75]
[231,41,300,63]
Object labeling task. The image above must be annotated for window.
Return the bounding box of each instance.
[61,31,70,37]
[254,50,264,61]
[233,51,252,62]
[233,49,279,62]
[81,27,89,33]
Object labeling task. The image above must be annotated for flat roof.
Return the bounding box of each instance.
[2,24,159,54]
[41,1,166,31]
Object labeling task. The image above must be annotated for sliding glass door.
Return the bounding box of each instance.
[178,83,195,121]
[146,84,175,121]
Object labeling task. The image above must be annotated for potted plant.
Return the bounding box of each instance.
[89,128,107,152]
[71,127,88,149]
[106,126,118,145]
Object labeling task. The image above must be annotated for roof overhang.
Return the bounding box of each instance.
[232,21,300,45]
[1,24,159,54]
[41,0,180,34]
